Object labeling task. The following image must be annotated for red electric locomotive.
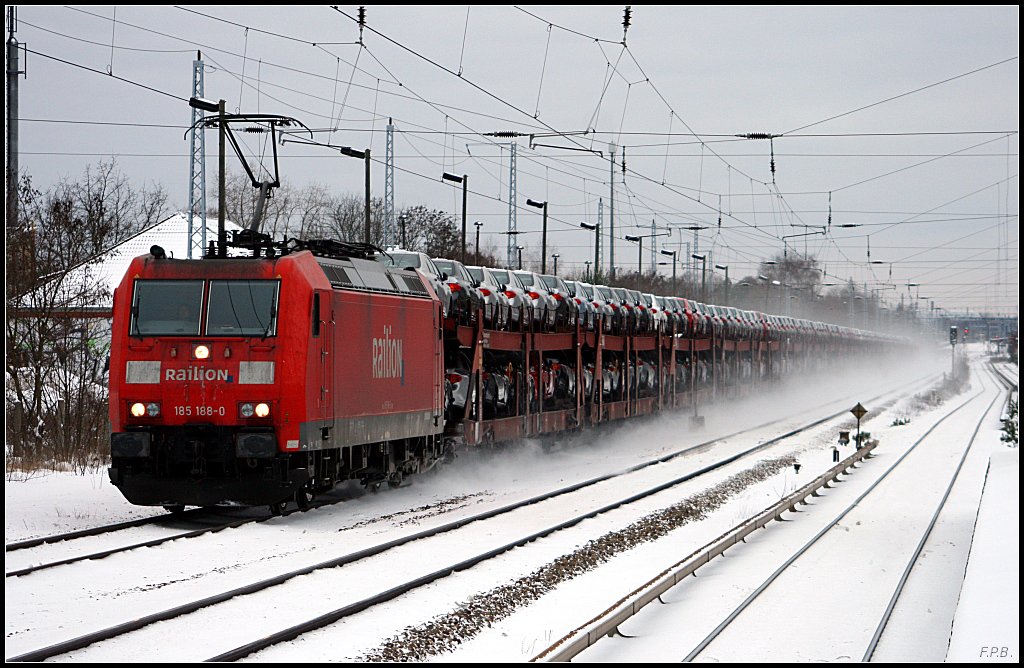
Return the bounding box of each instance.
[108,236,446,513]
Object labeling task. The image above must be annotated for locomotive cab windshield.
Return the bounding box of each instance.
[130,278,280,337]
[131,279,204,336]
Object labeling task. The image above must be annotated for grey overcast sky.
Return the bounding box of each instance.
[9,5,1019,315]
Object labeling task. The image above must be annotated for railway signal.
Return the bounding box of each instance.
[850,403,868,449]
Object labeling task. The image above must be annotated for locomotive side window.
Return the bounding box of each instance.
[312,293,321,337]
[206,280,280,337]
[131,280,204,336]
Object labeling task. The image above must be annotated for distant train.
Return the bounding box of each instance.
[108,231,904,514]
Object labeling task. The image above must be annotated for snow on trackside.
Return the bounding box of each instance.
[4,467,165,540]
[946,449,1019,663]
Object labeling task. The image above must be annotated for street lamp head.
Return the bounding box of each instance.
[189,96,220,112]
[659,248,676,257]
[526,198,546,209]
[516,245,525,251]
[764,260,777,265]
[714,264,728,270]
[339,146,367,159]
[771,280,781,286]
[474,220,484,228]
[691,253,706,261]
[580,221,598,230]
[625,235,641,242]
[442,172,464,184]
[758,275,769,281]
[552,253,560,259]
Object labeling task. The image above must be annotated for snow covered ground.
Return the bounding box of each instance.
[946,449,1019,663]
[4,350,1017,662]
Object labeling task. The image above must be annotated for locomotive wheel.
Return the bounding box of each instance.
[295,490,314,510]
[387,472,404,489]
[268,499,289,516]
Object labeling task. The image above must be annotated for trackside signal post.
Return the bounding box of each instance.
[949,326,958,376]
[851,402,868,449]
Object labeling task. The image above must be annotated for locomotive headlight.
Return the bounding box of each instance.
[194,344,210,359]
[239,402,271,418]
[146,402,161,417]
[130,402,147,417]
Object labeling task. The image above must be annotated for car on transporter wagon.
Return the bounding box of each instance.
[378,249,454,318]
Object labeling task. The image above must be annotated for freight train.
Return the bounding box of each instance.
[108,231,901,514]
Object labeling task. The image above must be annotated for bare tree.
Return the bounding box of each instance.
[397,205,459,257]
[6,161,165,472]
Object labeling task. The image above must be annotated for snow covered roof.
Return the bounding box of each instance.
[24,212,243,314]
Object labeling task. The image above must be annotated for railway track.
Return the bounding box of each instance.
[6,372,936,662]
[861,364,1012,661]
[545,363,1002,663]
[4,492,363,578]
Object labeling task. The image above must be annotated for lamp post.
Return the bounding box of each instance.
[443,172,468,262]
[714,263,729,304]
[516,245,525,270]
[660,248,678,294]
[474,220,483,264]
[682,224,708,279]
[581,221,600,282]
[526,198,548,273]
[626,230,671,284]
[759,275,779,312]
[340,146,371,244]
[189,96,227,256]
[692,253,707,302]
[552,253,560,275]
[501,230,522,269]
[398,214,407,248]
[584,260,592,281]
